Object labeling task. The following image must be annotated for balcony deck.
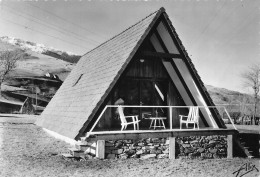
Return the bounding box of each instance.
[85,127,238,141]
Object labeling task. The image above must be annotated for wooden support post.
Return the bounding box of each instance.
[169,107,173,130]
[169,137,176,159]
[227,134,234,159]
[96,140,105,159]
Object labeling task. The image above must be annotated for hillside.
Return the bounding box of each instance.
[205,85,259,118]
[0,36,81,63]
[205,85,247,105]
[0,37,75,81]
[0,37,76,113]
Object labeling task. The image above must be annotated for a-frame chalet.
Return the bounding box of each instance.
[36,8,228,143]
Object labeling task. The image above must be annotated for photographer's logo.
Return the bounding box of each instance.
[233,162,259,177]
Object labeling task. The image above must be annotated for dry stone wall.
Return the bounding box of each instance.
[103,135,227,159]
[176,135,227,159]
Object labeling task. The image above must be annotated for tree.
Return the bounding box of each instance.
[0,49,24,97]
[241,63,260,125]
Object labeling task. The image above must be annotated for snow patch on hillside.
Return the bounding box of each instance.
[0,36,77,55]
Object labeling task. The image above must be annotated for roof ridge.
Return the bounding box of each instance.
[81,7,165,58]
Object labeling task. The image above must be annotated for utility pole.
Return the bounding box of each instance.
[35,89,37,112]
[28,85,38,114]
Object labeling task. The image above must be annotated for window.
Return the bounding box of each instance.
[73,74,83,86]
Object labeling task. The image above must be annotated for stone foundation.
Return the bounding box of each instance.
[176,135,227,159]
[105,138,169,159]
[103,135,227,159]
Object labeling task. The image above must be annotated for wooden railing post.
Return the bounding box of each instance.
[169,137,176,159]
[227,134,234,158]
[170,107,173,130]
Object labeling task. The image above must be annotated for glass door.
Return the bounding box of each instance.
[124,79,139,115]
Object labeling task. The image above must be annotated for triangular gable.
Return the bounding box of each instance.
[36,7,225,140]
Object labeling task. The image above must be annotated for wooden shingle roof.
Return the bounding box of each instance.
[36,8,163,139]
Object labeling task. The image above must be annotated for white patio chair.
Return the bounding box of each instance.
[118,106,140,131]
[179,106,200,129]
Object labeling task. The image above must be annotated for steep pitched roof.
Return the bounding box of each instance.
[36,7,225,140]
[36,8,163,139]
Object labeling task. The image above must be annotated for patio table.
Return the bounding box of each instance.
[149,117,166,129]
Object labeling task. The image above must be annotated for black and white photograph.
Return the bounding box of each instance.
[0,0,259,176]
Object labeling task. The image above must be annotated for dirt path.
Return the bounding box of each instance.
[0,116,259,177]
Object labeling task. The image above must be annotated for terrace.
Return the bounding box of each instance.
[83,105,239,159]
[88,105,237,133]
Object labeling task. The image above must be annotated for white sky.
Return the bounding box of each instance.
[0,0,259,93]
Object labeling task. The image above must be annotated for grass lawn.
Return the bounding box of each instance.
[0,115,259,177]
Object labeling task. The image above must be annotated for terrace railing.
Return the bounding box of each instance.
[88,105,237,134]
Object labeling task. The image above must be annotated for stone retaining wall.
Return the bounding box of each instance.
[176,135,227,159]
[104,135,227,159]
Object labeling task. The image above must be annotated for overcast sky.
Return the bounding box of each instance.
[0,0,259,93]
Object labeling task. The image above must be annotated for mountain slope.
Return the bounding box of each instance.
[0,36,81,63]
[0,36,77,55]
[12,50,74,81]
[0,37,77,113]
[0,38,75,81]
[206,85,244,105]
